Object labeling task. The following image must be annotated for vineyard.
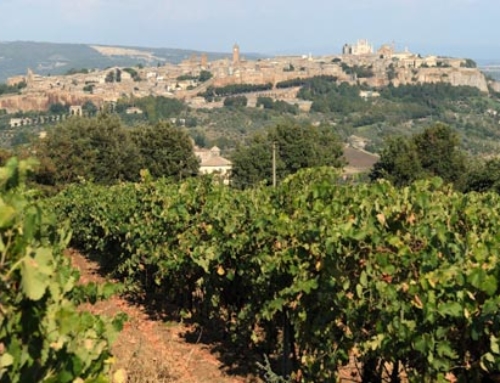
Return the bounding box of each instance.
[46,167,500,382]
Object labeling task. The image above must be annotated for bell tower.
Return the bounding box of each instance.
[232,43,240,65]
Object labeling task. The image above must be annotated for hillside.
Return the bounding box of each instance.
[0,41,262,82]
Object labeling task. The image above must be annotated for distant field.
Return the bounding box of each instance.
[343,146,379,173]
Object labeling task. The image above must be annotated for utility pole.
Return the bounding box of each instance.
[272,141,276,188]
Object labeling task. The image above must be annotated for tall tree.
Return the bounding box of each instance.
[231,122,345,189]
[131,122,199,180]
[33,114,139,186]
[370,123,468,187]
[464,158,500,193]
[413,122,467,185]
[369,136,423,187]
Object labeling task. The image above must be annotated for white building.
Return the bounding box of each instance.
[194,146,232,183]
[343,39,374,56]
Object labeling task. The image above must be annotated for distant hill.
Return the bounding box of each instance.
[0,41,263,82]
[478,60,500,81]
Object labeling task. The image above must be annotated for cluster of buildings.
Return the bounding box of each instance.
[0,40,490,115]
[1,39,495,182]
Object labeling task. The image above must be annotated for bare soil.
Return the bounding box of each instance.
[343,147,379,171]
[69,249,251,383]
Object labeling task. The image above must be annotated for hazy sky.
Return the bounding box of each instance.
[0,0,498,59]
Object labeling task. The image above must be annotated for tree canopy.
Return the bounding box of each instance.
[32,114,198,188]
[230,122,345,188]
[131,122,199,180]
[463,158,500,194]
[370,123,468,187]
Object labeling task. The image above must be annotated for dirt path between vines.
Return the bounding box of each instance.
[69,249,252,383]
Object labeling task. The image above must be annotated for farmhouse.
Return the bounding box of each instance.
[194,145,232,183]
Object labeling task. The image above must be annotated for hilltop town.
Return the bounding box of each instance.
[0,40,496,115]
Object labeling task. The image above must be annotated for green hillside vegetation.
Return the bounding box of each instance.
[2,75,500,161]
[0,42,121,80]
[293,77,500,155]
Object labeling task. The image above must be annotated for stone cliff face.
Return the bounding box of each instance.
[394,67,489,93]
[0,92,104,113]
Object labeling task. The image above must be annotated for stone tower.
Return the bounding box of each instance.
[232,43,240,65]
[200,53,208,68]
[27,68,35,84]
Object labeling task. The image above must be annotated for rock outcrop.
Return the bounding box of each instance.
[392,67,488,93]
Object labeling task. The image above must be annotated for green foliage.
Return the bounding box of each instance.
[104,69,122,84]
[380,83,482,105]
[131,121,199,180]
[65,68,90,75]
[370,123,468,188]
[82,101,98,116]
[176,74,197,81]
[176,71,212,82]
[32,114,198,188]
[256,96,274,109]
[0,158,125,383]
[256,97,299,114]
[199,83,272,99]
[276,75,338,89]
[461,59,477,68]
[413,123,467,185]
[133,96,185,122]
[298,80,366,114]
[198,70,213,82]
[387,64,397,81]
[223,95,248,108]
[122,67,141,81]
[464,158,500,193]
[50,167,500,382]
[48,102,69,115]
[83,84,95,93]
[105,71,115,83]
[33,114,139,186]
[341,63,374,78]
[370,136,424,186]
[230,122,345,188]
[0,82,27,96]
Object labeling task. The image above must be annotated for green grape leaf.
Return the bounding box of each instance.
[0,353,14,368]
[21,258,48,300]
